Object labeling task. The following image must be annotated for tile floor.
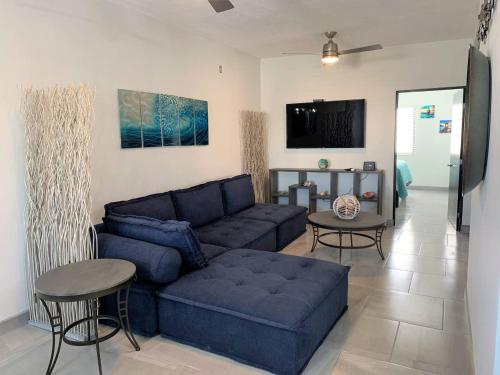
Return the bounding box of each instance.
[0,190,473,375]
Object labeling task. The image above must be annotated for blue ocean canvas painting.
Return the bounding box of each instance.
[118,89,209,149]
[194,100,209,145]
[160,94,180,146]
[140,92,162,147]
[118,90,142,148]
[178,97,195,146]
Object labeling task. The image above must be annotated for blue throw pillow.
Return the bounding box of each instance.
[221,174,256,215]
[104,214,208,270]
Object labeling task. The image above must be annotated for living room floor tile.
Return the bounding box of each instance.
[349,266,413,293]
[419,244,468,261]
[363,290,444,329]
[387,240,422,255]
[332,351,436,375]
[329,315,400,361]
[386,253,446,275]
[391,323,474,375]
[444,259,468,279]
[443,299,470,334]
[410,273,466,301]
[346,284,372,315]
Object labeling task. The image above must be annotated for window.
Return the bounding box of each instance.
[396,107,416,154]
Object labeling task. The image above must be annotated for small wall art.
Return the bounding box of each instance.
[118,89,208,149]
[420,105,435,119]
[439,120,452,134]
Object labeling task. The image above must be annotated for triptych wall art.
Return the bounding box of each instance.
[118,89,209,149]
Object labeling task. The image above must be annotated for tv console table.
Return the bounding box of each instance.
[269,168,383,214]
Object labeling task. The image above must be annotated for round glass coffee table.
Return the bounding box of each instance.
[35,259,140,375]
[308,211,386,263]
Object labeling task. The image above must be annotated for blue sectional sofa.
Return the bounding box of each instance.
[97,174,348,375]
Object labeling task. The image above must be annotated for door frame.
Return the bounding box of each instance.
[393,86,466,225]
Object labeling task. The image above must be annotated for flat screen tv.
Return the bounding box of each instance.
[462,45,491,194]
[286,99,365,148]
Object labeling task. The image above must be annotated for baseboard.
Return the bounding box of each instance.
[407,186,449,191]
[0,311,29,335]
[464,290,476,375]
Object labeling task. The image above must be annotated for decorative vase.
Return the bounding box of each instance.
[318,158,329,169]
[332,195,360,220]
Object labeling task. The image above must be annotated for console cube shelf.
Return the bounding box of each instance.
[269,168,383,214]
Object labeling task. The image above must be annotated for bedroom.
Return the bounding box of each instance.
[395,88,471,232]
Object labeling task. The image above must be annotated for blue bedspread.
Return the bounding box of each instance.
[396,160,413,199]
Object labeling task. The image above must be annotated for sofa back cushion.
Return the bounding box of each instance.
[104,214,208,270]
[221,174,255,215]
[172,182,224,228]
[104,192,176,221]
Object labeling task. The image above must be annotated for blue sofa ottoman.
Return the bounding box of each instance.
[234,203,307,249]
[157,249,348,375]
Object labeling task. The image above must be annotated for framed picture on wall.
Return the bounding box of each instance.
[439,120,452,134]
[420,105,436,119]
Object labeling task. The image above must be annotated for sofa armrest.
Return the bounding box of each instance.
[98,233,182,284]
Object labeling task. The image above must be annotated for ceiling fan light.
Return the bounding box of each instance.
[321,54,339,64]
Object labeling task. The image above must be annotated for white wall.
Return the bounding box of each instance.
[398,89,462,188]
[261,39,469,219]
[0,0,260,322]
[467,10,500,375]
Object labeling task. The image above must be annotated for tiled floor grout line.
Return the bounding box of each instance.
[388,321,401,363]
[407,271,414,293]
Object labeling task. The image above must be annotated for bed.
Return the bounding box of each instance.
[396,159,413,199]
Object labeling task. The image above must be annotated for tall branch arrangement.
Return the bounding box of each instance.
[240,110,268,203]
[22,85,95,334]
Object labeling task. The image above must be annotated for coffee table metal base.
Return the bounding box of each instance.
[311,226,385,263]
[39,285,140,375]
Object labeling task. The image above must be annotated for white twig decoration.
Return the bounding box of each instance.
[22,85,96,335]
[240,111,268,203]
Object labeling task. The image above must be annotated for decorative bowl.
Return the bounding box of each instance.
[362,191,376,199]
[332,195,360,220]
[318,159,329,169]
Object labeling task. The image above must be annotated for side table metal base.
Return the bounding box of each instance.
[39,285,140,375]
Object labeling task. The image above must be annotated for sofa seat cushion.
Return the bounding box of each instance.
[104,192,176,221]
[221,174,255,215]
[234,204,307,249]
[194,218,276,251]
[157,249,348,375]
[234,203,306,225]
[172,182,225,228]
[200,243,229,261]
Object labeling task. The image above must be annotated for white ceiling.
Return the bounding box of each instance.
[113,0,478,58]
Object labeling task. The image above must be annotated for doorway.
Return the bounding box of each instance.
[393,87,466,231]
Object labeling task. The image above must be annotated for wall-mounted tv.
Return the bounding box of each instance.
[462,45,491,194]
[286,99,365,148]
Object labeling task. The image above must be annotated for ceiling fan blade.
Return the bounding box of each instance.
[281,52,320,56]
[339,44,383,55]
[208,0,234,13]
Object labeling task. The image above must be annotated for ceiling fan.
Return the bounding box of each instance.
[283,31,383,64]
[208,0,234,13]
